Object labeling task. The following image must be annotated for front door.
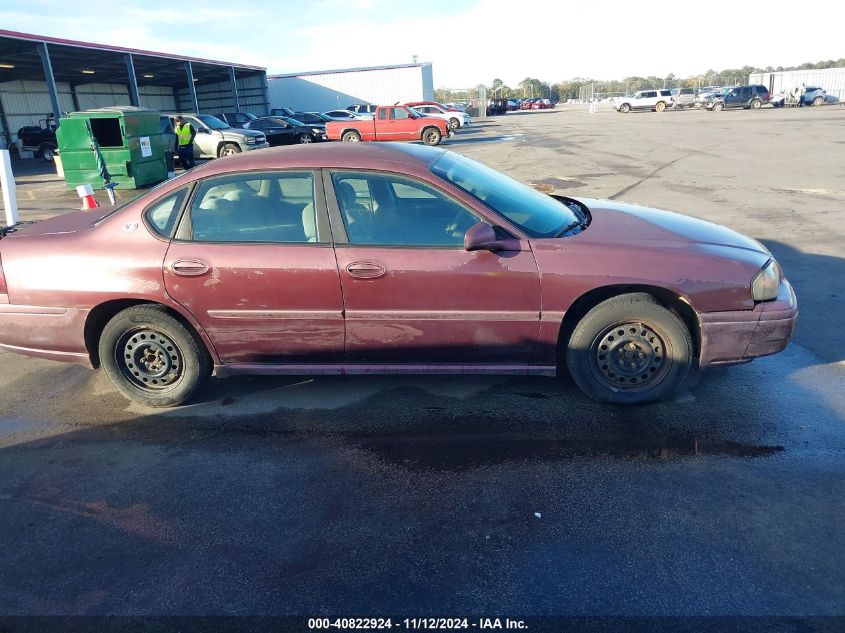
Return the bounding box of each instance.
[326,171,541,365]
[164,169,344,365]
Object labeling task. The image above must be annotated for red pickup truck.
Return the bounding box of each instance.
[325,105,450,146]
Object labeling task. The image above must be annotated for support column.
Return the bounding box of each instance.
[37,43,62,120]
[185,61,199,113]
[260,71,270,116]
[229,66,240,112]
[125,53,140,107]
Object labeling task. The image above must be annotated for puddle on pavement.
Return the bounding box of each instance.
[352,434,784,470]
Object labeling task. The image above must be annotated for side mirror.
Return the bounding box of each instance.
[464,222,499,251]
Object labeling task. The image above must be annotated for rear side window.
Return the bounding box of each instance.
[189,171,317,243]
[146,188,188,238]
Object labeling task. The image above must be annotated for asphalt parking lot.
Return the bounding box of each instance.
[2,105,844,621]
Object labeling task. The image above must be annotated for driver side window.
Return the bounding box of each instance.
[332,172,480,247]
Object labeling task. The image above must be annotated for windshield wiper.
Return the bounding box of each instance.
[553,219,586,238]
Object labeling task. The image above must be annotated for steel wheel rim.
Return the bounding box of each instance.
[115,328,183,391]
[43,148,54,161]
[589,321,670,392]
[345,134,359,142]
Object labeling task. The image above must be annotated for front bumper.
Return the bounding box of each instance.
[698,280,798,368]
[243,141,270,151]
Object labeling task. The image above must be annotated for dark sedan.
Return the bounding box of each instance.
[0,144,796,407]
[243,116,326,145]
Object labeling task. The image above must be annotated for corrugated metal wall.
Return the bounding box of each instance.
[749,68,845,101]
[268,65,429,113]
[0,79,74,148]
[0,79,179,147]
[177,73,267,115]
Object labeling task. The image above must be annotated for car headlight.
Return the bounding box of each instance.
[752,259,781,301]
[245,137,256,144]
[312,128,323,134]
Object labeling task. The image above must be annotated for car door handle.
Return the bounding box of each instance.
[346,261,386,279]
[171,259,210,276]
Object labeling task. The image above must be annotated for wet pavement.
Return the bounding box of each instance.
[1,106,844,618]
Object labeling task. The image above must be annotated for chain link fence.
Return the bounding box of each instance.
[433,87,487,118]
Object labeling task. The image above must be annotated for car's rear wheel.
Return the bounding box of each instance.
[99,305,210,407]
[298,133,313,143]
[814,96,824,106]
[750,98,762,109]
[422,126,442,146]
[218,142,241,157]
[620,103,631,113]
[713,102,724,111]
[342,130,361,142]
[448,117,460,129]
[566,293,692,404]
[655,101,666,112]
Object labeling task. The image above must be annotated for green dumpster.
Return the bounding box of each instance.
[56,106,167,190]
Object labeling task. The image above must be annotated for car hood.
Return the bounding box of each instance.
[571,198,770,256]
[228,128,264,139]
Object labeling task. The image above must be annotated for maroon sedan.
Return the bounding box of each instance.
[0,144,796,407]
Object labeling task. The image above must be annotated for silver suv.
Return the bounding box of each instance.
[168,113,269,159]
[670,87,695,109]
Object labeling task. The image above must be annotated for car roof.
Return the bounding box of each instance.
[185,142,445,179]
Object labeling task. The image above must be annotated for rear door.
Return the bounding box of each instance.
[163,169,344,365]
[325,170,541,365]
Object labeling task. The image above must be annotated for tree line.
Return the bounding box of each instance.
[435,59,845,103]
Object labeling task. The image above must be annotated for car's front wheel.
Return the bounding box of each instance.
[814,96,824,106]
[298,133,313,143]
[218,142,241,158]
[448,117,460,129]
[619,103,631,113]
[712,101,724,111]
[566,293,692,404]
[99,305,211,407]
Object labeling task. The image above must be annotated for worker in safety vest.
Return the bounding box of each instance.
[174,116,196,169]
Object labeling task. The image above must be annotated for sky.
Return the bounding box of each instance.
[1,0,843,88]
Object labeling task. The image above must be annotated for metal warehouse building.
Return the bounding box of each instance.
[749,67,845,102]
[0,29,269,149]
[268,63,435,113]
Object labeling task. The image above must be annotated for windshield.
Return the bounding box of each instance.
[431,152,579,238]
[196,114,229,130]
[280,117,305,126]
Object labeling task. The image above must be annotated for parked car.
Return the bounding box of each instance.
[166,113,269,158]
[213,112,258,129]
[772,86,828,107]
[406,101,464,113]
[347,104,378,115]
[613,90,674,113]
[16,117,58,162]
[408,103,471,128]
[322,109,373,121]
[670,88,696,109]
[325,105,450,145]
[270,107,297,118]
[706,85,770,111]
[694,87,723,109]
[531,99,555,110]
[243,116,326,145]
[0,144,797,407]
[294,112,334,125]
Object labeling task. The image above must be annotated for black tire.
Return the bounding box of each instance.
[341,130,361,142]
[218,142,241,158]
[448,117,460,129]
[99,305,211,407]
[566,293,692,404]
[39,144,57,163]
[750,98,762,109]
[298,133,313,144]
[422,126,442,146]
[712,101,724,111]
[620,103,631,113]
